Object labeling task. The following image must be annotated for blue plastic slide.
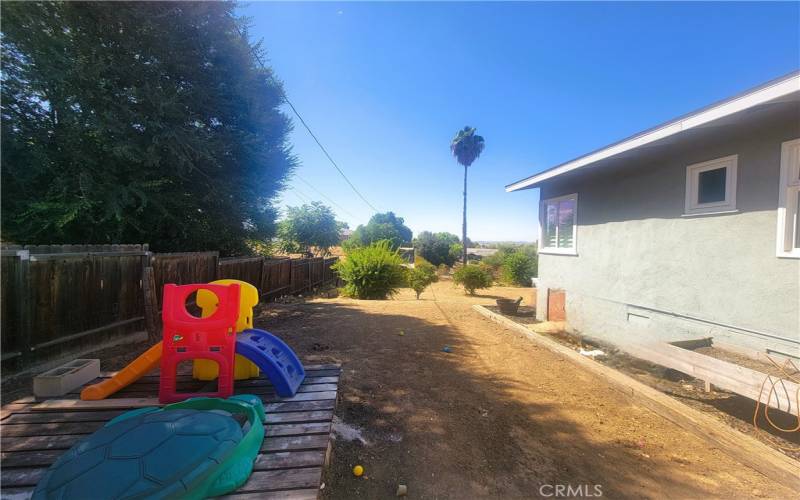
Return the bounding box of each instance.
[236,329,305,397]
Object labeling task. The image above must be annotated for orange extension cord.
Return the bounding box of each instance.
[753,354,800,452]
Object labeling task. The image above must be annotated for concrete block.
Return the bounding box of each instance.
[34,359,100,397]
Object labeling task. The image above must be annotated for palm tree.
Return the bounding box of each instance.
[450,126,485,265]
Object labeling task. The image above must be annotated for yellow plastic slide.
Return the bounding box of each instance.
[80,342,163,400]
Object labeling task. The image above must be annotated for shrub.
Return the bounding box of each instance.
[332,241,407,299]
[413,231,461,266]
[500,252,536,286]
[407,260,438,299]
[453,264,493,295]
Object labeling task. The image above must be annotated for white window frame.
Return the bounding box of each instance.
[776,138,800,259]
[684,155,738,215]
[539,193,578,255]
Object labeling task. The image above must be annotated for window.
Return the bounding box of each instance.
[684,155,738,215]
[777,138,800,258]
[540,193,577,254]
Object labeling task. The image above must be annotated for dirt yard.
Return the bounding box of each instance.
[3,279,794,498]
[253,280,796,499]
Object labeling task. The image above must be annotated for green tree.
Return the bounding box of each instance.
[407,260,438,299]
[347,212,412,250]
[413,231,461,266]
[1,2,294,255]
[277,202,342,256]
[450,126,485,265]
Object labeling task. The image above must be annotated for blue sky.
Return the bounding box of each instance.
[243,1,799,242]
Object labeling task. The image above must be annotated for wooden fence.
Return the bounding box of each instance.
[1,245,338,371]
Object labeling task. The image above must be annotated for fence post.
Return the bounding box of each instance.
[15,250,32,366]
[142,266,160,343]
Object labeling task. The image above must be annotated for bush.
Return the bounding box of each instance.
[332,241,407,299]
[407,260,438,299]
[413,231,461,266]
[453,264,493,295]
[500,252,536,286]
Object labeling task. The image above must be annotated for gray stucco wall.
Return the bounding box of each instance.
[535,113,800,355]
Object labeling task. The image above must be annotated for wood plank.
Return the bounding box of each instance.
[1,419,330,440]
[2,410,126,424]
[0,487,33,500]
[266,422,330,437]
[1,450,62,468]
[29,390,337,411]
[1,421,103,437]
[266,410,333,424]
[1,468,43,487]
[236,468,322,493]
[264,400,335,413]
[472,304,800,491]
[254,450,326,470]
[624,342,800,412]
[2,435,81,452]
[262,434,329,452]
[221,488,318,500]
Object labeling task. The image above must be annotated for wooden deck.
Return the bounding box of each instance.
[0,364,341,499]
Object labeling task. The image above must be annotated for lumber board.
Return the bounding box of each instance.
[29,390,337,411]
[0,488,33,500]
[1,450,63,468]
[220,488,319,499]
[624,342,800,412]
[1,447,327,471]
[254,450,326,470]
[266,422,330,437]
[2,435,81,452]
[472,304,800,490]
[1,468,42,487]
[262,434,329,452]
[236,467,322,493]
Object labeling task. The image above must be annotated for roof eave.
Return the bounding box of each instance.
[506,71,800,192]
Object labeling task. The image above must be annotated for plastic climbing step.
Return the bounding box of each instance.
[236,329,305,397]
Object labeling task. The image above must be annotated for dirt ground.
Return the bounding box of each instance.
[254,280,795,499]
[4,280,796,498]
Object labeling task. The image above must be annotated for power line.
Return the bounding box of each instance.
[281,97,380,213]
[294,174,361,221]
[238,26,381,214]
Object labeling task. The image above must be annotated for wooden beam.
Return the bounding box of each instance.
[472,304,800,490]
[623,342,799,413]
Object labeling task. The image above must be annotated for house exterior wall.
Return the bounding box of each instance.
[535,115,800,354]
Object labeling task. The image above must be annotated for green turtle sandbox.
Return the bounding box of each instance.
[31,395,265,500]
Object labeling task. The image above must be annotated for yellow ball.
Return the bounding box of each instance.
[352,465,364,477]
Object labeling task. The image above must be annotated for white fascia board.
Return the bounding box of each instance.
[506,73,800,192]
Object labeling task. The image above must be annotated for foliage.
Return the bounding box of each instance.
[500,252,537,286]
[276,202,342,256]
[346,212,412,250]
[1,2,294,255]
[453,264,493,295]
[482,244,538,286]
[333,241,407,300]
[448,243,463,264]
[407,259,438,299]
[450,126,485,265]
[413,231,461,266]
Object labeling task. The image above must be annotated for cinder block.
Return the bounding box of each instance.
[34,359,100,397]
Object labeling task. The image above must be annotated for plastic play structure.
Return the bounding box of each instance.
[80,279,305,403]
[32,395,266,500]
